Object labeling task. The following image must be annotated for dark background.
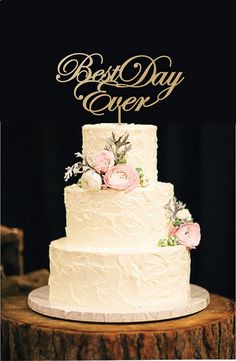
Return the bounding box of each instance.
[1,1,235,123]
[1,1,235,299]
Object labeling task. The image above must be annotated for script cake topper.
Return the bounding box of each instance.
[56,53,184,120]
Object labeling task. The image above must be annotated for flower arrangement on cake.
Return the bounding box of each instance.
[64,130,201,250]
[159,197,201,249]
[64,132,149,191]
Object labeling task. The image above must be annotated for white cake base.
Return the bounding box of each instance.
[28,284,210,323]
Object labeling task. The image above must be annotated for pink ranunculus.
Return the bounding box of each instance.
[104,164,140,191]
[94,150,115,173]
[170,223,201,249]
[169,226,177,237]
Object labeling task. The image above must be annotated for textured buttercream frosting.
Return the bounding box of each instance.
[48,123,192,311]
[49,238,191,310]
[65,181,174,248]
[82,123,158,183]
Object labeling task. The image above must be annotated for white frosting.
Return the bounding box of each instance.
[48,123,192,312]
[49,238,191,311]
[82,123,158,183]
[65,182,174,248]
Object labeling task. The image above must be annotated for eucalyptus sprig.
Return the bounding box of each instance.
[64,152,94,181]
[165,196,186,219]
[104,132,132,163]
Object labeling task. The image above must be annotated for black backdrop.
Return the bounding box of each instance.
[1,1,235,299]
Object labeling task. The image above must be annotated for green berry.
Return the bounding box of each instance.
[77,178,82,187]
[158,239,168,247]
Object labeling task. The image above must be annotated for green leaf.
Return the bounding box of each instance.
[173,219,183,227]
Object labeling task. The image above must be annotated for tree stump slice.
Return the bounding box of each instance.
[1,293,235,360]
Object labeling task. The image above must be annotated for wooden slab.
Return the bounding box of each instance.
[2,269,49,297]
[28,284,209,323]
[1,225,24,276]
[1,292,235,360]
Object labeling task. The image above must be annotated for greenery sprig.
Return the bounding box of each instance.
[104,132,131,164]
[166,196,186,219]
[64,152,94,181]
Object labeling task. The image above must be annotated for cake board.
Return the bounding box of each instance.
[28,284,210,323]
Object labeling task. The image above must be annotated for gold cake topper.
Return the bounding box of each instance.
[56,53,184,120]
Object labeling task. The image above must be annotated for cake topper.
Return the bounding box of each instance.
[56,53,184,122]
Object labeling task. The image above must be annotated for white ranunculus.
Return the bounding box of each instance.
[81,170,102,191]
[176,208,192,221]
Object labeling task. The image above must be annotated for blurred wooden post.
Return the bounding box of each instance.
[1,225,49,297]
[1,225,24,276]
[1,269,49,297]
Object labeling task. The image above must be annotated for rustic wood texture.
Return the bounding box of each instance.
[1,269,49,297]
[1,225,24,276]
[1,293,235,360]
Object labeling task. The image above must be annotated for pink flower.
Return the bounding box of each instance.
[94,150,115,173]
[170,222,201,249]
[104,164,140,191]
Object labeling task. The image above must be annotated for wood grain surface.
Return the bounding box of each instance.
[1,293,235,360]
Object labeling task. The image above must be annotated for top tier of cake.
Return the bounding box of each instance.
[82,123,158,183]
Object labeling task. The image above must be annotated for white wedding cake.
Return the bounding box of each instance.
[48,123,200,312]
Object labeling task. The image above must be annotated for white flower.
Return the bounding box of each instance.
[176,208,192,221]
[80,170,102,191]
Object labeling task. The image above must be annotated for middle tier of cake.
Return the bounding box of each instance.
[65,181,174,248]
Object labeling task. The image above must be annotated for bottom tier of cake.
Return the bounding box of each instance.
[48,238,191,311]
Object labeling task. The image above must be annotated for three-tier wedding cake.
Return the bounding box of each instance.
[48,123,201,312]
